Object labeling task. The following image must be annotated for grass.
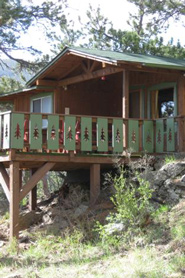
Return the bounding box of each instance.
[0,204,185,278]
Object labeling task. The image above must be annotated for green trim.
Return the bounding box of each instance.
[147,82,177,118]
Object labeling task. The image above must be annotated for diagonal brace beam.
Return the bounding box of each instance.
[0,163,10,202]
[20,162,55,201]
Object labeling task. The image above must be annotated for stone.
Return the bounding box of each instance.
[74,205,88,218]
[19,211,43,230]
[180,174,185,183]
[105,223,125,235]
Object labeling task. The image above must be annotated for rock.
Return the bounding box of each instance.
[180,174,185,182]
[105,223,125,235]
[19,211,43,230]
[74,205,88,218]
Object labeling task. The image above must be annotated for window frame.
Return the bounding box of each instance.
[147,82,177,119]
[30,93,53,114]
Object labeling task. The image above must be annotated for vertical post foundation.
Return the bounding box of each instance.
[29,169,37,211]
[90,164,100,205]
[10,161,20,239]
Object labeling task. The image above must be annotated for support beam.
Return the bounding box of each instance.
[10,161,20,239]
[36,79,58,87]
[122,70,129,118]
[59,67,124,87]
[90,164,100,205]
[20,162,55,201]
[29,169,37,211]
[0,163,10,202]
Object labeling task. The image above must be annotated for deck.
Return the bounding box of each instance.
[0,111,183,239]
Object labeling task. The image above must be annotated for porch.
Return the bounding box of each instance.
[0,111,184,240]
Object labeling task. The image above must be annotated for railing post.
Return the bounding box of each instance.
[177,117,185,152]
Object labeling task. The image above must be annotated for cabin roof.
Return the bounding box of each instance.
[26,46,185,86]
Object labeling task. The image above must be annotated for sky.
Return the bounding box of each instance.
[16,0,184,58]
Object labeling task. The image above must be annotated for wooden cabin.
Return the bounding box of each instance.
[1,46,185,239]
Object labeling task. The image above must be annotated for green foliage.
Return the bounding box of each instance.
[0,76,23,94]
[0,0,68,70]
[171,223,185,240]
[96,168,153,248]
[164,155,176,164]
[111,169,153,225]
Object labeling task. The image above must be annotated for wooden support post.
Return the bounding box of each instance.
[90,164,100,206]
[122,70,129,118]
[29,169,37,211]
[9,161,20,240]
[122,71,129,151]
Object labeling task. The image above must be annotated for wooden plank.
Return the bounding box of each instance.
[10,161,20,239]
[143,120,154,153]
[0,115,2,149]
[0,163,10,202]
[122,70,129,118]
[81,117,92,151]
[167,118,175,152]
[64,116,76,151]
[29,169,37,211]
[47,115,59,150]
[3,113,11,149]
[11,113,24,149]
[112,119,123,153]
[20,162,55,200]
[156,119,164,153]
[97,118,108,152]
[58,67,123,86]
[36,79,58,87]
[128,120,139,152]
[90,164,100,205]
[30,114,42,150]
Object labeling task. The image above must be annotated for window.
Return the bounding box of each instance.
[32,96,52,114]
[158,88,174,118]
[31,95,53,128]
[148,83,177,119]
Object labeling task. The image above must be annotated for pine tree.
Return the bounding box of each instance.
[84,127,89,141]
[146,130,152,144]
[15,123,21,139]
[67,126,73,141]
[100,128,106,142]
[168,128,172,142]
[157,129,162,143]
[131,130,136,143]
[115,128,121,143]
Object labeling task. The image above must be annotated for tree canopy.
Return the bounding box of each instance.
[0,0,67,70]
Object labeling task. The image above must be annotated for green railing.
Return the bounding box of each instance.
[0,112,180,154]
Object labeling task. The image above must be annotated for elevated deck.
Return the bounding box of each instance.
[0,111,184,240]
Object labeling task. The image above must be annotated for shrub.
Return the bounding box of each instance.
[96,167,154,247]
